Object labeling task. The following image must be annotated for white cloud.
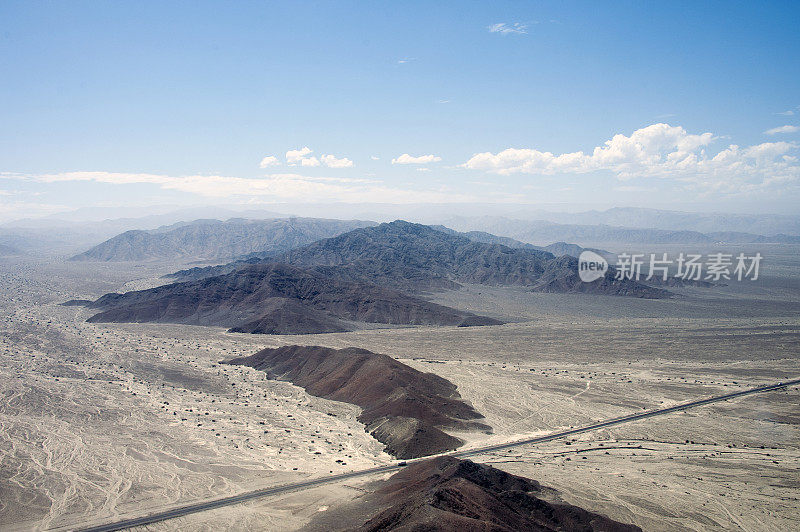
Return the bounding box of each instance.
[391,153,442,165]
[259,155,280,168]
[488,22,528,35]
[776,106,800,116]
[300,156,321,167]
[462,123,800,193]
[416,167,431,172]
[370,156,380,160]
[286,147,352,168]
[286,146,314,165]
[397,58,415,64]
[764,125,800,135]
[14,171,487,204]
[320,154,354,168]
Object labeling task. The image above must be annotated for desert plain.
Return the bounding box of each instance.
[1,245,799,531]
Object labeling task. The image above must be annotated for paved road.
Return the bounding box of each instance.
[74,378,800,532]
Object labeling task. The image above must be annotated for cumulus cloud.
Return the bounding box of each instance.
[259,156,280,168]
[286,146,314,165]
[300,156,321,167]
[462,123,800,193]
[320,154,354,168]
[15,171,484,204]
[391,153,442,165]
[286,147,352,168]
[489,22,528,35]
[764,125,800,135]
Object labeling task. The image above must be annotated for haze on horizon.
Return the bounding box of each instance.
[1,1,799,221]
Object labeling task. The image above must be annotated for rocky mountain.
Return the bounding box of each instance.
[226,346,490,458]
[305,456,641,531]
[539,241,616,261]
[167,220,668,298]
[70,217,376,262]
[276,221,666,297]
[78,262,500,334]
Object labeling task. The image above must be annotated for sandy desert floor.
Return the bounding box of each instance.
[0,253,798,531]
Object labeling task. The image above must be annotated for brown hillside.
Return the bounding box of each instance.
[305,457,642,532]
[225,345,491,458]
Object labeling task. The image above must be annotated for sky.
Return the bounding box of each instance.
[1,0,799,222]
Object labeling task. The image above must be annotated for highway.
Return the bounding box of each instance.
[74,377,800,532]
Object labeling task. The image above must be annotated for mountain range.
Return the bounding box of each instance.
[168,221,665,297]
[70,217,375,262]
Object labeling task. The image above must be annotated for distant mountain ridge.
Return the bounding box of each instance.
[70,217,376,262]
[526,207,800,235]
[442,216,800,246]
[431,225,618,262]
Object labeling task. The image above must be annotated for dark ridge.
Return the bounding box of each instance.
[305,456,641,531]
[225,345,491,458]
[84,263,501,334]
[228,300,350,335]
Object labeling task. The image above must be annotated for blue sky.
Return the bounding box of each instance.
[1,1,799,221]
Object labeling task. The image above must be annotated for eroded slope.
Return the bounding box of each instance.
[225,345,491,458]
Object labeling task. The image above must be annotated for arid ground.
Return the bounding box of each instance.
[1,246,798,531]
